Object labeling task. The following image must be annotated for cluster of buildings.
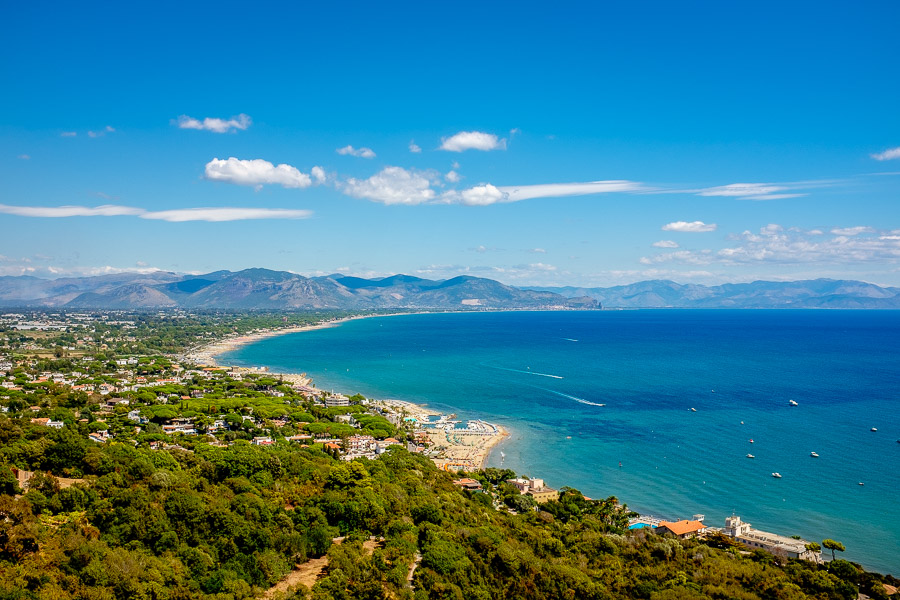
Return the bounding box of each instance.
[629,513,820,562]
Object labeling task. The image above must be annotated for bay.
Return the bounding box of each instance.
[220,310,900,574]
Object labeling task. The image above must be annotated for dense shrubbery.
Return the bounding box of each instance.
[1,416,896,600]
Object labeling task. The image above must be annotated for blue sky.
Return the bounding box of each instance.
[2,1,899,286]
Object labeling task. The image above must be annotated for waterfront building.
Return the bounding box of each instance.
[723,516,819,561]
[656,519,707,539]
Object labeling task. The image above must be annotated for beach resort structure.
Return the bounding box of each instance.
[723,515,819,561]
[655,519,708,540]
[508,477,559,504]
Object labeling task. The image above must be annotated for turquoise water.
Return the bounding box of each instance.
[220,310,900,574]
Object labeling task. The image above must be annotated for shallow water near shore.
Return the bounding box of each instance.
[220,310,900,574]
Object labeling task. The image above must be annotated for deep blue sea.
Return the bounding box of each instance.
[220,310,900,574]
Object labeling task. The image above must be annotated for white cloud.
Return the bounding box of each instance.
[497,180,644,202]
[310,166,327,184]
[445,170,461,183]
[204,157,313,189]
[529,248,547,254]
[343,166,437,205]
[831,226,875,236]
[60,131,77,137]
[336,145,376,159]
[141,207,312,222]
[176,113,251,133]
[409,141,422,153]
[662,221,718,233]
[0,203,145,218]
[457,184,507,206]
[0,203,311,222]
[871,147,900,161]
[652,240,679,248]
[440,131,506,152]
[17,154,30,160]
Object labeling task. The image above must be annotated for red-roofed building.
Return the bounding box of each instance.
[656,520,707,539]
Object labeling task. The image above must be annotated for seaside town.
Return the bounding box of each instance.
[1,309,896,599]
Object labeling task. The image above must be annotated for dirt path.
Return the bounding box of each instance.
[406,552,422,591]
[261,537,381,599]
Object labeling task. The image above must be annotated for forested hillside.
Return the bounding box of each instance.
[1,423,896,600]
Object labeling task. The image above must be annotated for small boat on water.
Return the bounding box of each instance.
[749,439,754,443]
[859,482,865,486]
[690,407,697,412]
[789,399,798,406]
[871,427,878,432]
[810,452,819,458]
[772,472,782,478]
[746,454,755,458]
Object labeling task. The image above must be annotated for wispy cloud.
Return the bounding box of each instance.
[336,145,376,159]
[409,140,422,153]
[445,170,461,183]
[696,182,809,201]
[497,180,644,202]
[88,125,115,138]
[176,113,251,133]
[60,131,77,137]
[871,146,900,161]
[0,204,145,218]
[440,131,506,152]
[652,240,679,248]
[343,166,438,205]
[662,221,717,233]
[0,203,311,222]
[141,207,312,222]
[529,248,547,254]
[205,157,317,189]
[831,226,874,236]
[17,154,30,160]
[642,223,900,266]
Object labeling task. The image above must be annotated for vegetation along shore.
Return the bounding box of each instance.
[0,309,896,599]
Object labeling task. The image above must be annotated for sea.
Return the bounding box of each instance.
[219,310,900,574]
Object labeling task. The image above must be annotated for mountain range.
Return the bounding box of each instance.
[0,270,898,310]
[525,279,900,309]
[0,269,597,310]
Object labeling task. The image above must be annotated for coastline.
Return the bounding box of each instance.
[186,310,460,368]
[187,319,512,473]
[375,399,510,471]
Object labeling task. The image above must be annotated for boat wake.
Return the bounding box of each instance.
[539,387,606,407]
[484,364,564,379]
[561,337,579,342]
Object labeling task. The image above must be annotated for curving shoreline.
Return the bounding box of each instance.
[187,314,512,470]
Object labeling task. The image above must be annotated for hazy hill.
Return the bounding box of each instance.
[525,278,900,308]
